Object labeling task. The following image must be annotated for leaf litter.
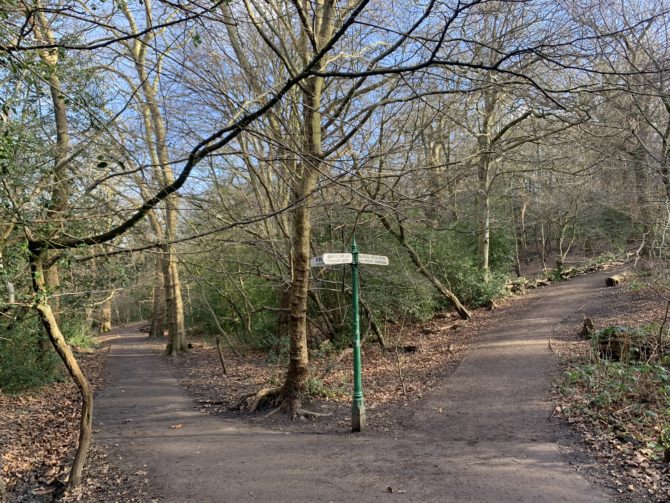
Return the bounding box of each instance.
[0,342,156,502]
[5,268,666,501]
[552,282,670,502]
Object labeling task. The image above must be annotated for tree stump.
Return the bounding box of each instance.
[580,317,594,338]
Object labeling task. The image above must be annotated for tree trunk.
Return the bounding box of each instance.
[279,1,336,413]
[5,281,15,304]
[476,136,491,273]
[280,167,317,411]
[162,244,187,355]
[30,251,92,488]
[477,187,491,272]
[632,142,652,255]
[119,2,187,354]
[149,255,167,338]
[476,86,496,273]
[100,299,112,333]
[33,7,71,335]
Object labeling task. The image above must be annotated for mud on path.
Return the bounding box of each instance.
[95,271,619,502]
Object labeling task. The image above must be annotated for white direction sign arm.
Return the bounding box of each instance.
[357,254,389,266]
[311,252,388,267]
[310,253,353,267]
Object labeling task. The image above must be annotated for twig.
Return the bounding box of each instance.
[394,347,407,396]
[548,337,556,355]
[658,300,670,351]
[200,286,241,358]
[215,337,228,376]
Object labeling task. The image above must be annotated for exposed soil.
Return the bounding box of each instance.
[88,268,620,502]
[171,309,493,435]
[6,265,667,502]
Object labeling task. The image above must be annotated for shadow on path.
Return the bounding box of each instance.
[95,272,615,502]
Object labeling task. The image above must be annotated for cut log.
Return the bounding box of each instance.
[606,272,630,287]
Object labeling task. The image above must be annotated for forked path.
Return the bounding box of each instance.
[95,271,616,502]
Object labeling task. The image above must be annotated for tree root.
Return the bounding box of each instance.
[293,409,333,419]
[237,390,333,420]
[237,386,282,413]
[264,406,281,418]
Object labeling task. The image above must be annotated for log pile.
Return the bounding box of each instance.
[506,262,607,294]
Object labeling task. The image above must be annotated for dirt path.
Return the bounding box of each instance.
[95,271,617,502]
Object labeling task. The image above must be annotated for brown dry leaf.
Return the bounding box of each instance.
[1,335,155,502]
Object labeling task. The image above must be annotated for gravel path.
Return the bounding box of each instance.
[95,271,616,502]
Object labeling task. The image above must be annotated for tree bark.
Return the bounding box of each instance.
[631,142,652,255]
[162,244,187,355]
[476,87,496,273]
[30,251,92,489]
[120,1,187,354]
[5,281,14,304]
[100,299,112,333]
[149,255,167,338]
[33,5,71,328]
[280,0,336,412]
[281,157,320,411]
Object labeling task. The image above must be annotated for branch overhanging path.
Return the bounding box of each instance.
[95,272,615,502]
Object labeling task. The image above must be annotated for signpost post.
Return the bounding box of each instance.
[310,238,388,432]
[350,238,364,432]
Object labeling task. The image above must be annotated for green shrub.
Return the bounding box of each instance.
[60,316,97,349]
[188,275,279,351]
[0,317,61,393]
[561,344,670,461]
[305,376,347,399]
[444,264,509,307]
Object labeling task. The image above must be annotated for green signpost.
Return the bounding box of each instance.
[350,238,365,431]
[310,238,389,432]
